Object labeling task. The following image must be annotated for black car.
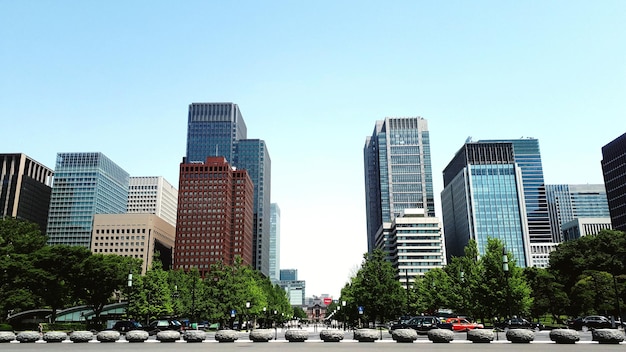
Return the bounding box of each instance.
[112,320,143,333]
[389,316,453,334]
[567,315,614,331]
[145,319,183,335]
[498,317,545,330]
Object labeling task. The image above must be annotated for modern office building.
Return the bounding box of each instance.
[374,208,445,286]
[173,156,254,277]
[186,102,247,164]
[185,102,272,276]
[477,138,552,243]
[364,117,434,254]
[441,141,531,267]
[127,176,178,227]
[234,139,272,275]
[91,213,175,274]
[601,132,626,232]
[562,217,613,241]
[269,203,281,282]
[280,269,298,281]
[546,184,610,242]
[46,152,129,247]
[0,153,54,233]
[529,243,558,269]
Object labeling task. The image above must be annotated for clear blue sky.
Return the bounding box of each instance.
[1,1,624,298]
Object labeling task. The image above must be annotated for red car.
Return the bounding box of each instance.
[446,317,484,331]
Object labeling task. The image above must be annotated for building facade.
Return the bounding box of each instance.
[91,213,176,274]
[374,208,445,286]
[546,184,610,242]
[269,203,281,282]
[441,142,531,267]
[186,102,247,164]
[562,217,613,241]
[173,156,254,277]
[478,139,552,243]
[601,132,626,232]
[280,269,298,281]
[364,117,434,254]
[185,102,272,276]
[127,176,178,227]
[0,153,54,233]
[46,152,129,247]
[234,139,272,275]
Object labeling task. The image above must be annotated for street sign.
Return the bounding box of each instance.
[323,297,332,305]
[358,306,364,315]
[230,309,236,317]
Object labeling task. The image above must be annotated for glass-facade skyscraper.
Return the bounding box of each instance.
[235,139,272,275]
[478,138,552,243]
[601,132,626,232]
[186,103,247,163]
[46,152,129,247]
[364,117,434,253]
[547,184,610,242]
[269,203,281,282]
[441,142,531,267]
[185,102,272,275]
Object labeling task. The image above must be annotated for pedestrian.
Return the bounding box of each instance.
[38,323,43,335]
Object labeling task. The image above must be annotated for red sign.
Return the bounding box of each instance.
[323,298,332,305]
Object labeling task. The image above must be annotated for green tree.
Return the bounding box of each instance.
[134,261,173,324]
[0,217,47,317]
[76,254,140,319]
[349,249,405,326]
[31,245,91,322]
[523,266,569,323]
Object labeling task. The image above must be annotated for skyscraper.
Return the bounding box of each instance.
[173,156,254,276]
[269,203,281,282]
[546,184,610,242]
[185,102,272,275]
[364,117,434,253]
[601,132,626,232]
[127,176,178,227]
[186,103,247,163]
[235,139,272,275]
[0,153,53,233]
[477,138,551,243]
[441,142,531,267]
[46,152,129,247]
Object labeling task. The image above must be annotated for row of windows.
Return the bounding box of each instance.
[93,248,144,253]
[95,229,146,235]
[93,242,144,247]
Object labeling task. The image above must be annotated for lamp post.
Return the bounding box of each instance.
[127,269,133,319]
[263,307,267,328]
[405,269,410,316]
[273,310,278,340]
[342,300,347,330]
[245,302,251,331]
[502,246,511,320]
[610,253,625,329]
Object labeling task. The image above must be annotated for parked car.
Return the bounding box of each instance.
[498,317,545,330]
[145,319,183,335]
[389,316,453,334]
[445,317,484,331]
[112,320,143,333]
[567,315,613,331]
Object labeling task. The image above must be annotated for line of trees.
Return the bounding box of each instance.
[334,230,626,326]
[0,217,299,328]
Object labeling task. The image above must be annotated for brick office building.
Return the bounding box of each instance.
[173,156,254,276]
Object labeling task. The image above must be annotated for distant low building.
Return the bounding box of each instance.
[562,217,612,242]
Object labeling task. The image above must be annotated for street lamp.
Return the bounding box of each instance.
[127,269,133,319]
[502,246,511,320]
[245,302,251,331]
[273,310,278,340]
[342,300,347,330]
[263,307,267,328]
